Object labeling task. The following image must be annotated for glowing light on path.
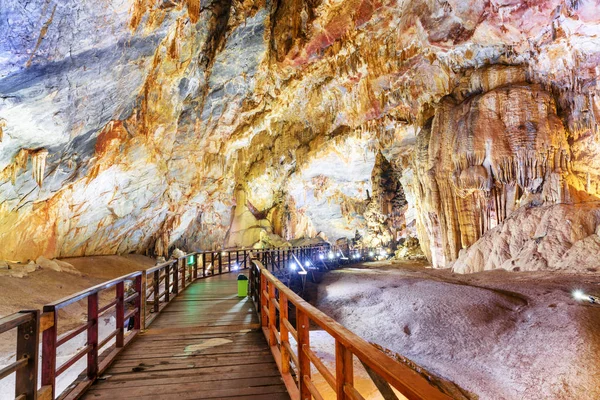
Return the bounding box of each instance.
[573,290,587,301]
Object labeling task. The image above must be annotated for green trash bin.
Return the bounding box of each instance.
[237,274,249,297]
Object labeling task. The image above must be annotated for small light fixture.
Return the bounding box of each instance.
[290,262,297,270]
[573,290,587,301]
[305,261,311,267]
[368,251,374,257]
[573,290,599,303]
[232,262,239,271]
[319,254,324,260]
[328,252,334,260]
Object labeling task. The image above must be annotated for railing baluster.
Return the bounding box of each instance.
[260,273,268,328]
[336,340,354,400]
[153,271,159,313]
[268,281,277,346]
[173,260,179,295]
[134,275,142,330]
[116,282,125,347]
[140,272,147,330]
[193,253,198,280]
[218,251,223,274]
[279,294,290,375]
[165,264,171,303]
[87,293,99,380]
[180,258,186,291]
[41,306,57,399]
[15,311,39,400]
[297,309,311,400]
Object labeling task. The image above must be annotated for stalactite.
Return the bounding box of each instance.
[0,119,6,142]
[186,0,201,23]
[31,149,48,188]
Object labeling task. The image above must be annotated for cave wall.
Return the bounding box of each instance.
[1,0,599,272]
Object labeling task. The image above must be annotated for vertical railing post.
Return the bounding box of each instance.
[218,252,223,274]
[180,258,186,291]
[193,253,198,280]
[116,282,125,347]
[279,294,290,375]
[336,339,354,400]
[297,309,311,400]
[268,280,276,346]
[173,260,179,295]
[16,310,39,400]
[41,305,57,399]
[140,272,147,331]
[164,264,171,303]
[227,251,231,272]
[87,293,99,380]
[248,261,254,301]
[260,273,268,328]
[243,250,247,269]
[134,274,142,330]
[153,270,160,313]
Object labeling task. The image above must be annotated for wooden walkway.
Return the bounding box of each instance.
[82,273,290,400]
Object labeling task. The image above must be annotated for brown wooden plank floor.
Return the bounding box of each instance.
[82,273,290,400]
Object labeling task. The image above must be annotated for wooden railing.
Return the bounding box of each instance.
[250,259,453,400]
[0,244,339,400]
[41,270,143,399]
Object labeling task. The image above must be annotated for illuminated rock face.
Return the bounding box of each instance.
[415,67,573,267]
[0,0,599,272]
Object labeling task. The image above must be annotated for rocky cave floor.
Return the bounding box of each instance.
[306,260,600,400]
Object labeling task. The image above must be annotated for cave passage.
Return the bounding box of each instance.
[1,0,600,399]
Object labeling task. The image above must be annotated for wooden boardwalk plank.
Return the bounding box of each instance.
[81,273,290,400]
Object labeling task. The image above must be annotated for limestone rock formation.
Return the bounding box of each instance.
[0,0,599,273]
[452,203,600,273]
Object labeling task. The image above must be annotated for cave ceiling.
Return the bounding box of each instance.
[1,0,599,272]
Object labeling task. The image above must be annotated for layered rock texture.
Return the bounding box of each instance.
[1,0,600,273]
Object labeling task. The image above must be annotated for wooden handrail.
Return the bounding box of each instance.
[1,244,333,400]
[45,270,142,309]
[144,259,176,274]
[251,259,453,400]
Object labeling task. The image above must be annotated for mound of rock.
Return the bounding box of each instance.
[452,203,600,274]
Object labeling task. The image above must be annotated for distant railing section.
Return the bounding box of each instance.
[250,259,452,400]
